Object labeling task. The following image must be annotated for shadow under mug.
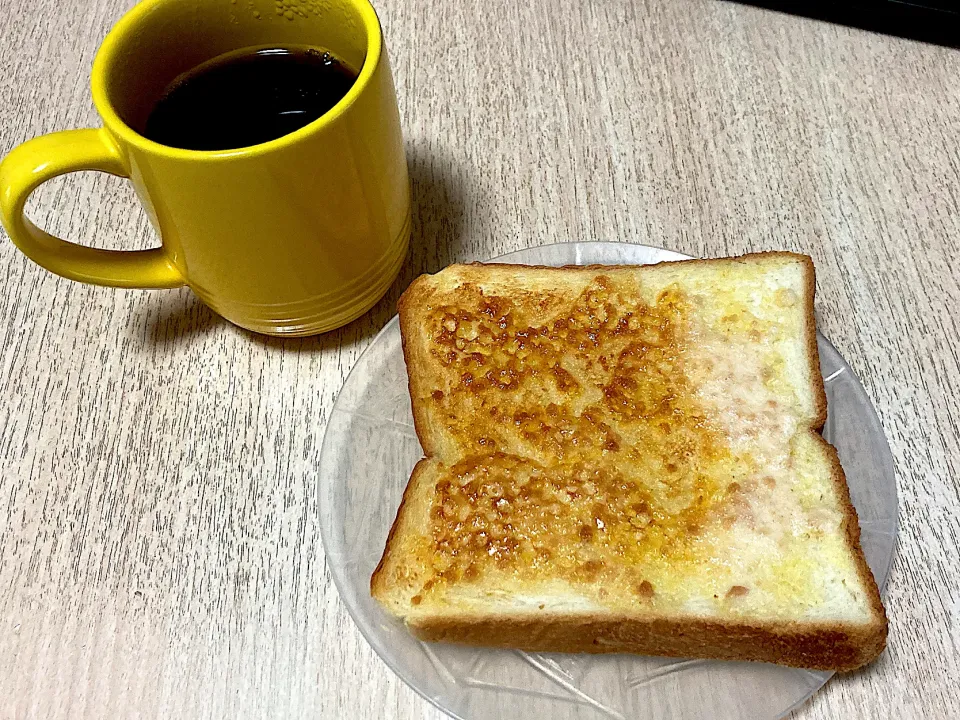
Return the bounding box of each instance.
[0,0,410,336]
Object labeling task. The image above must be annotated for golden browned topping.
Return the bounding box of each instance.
[417,276,741,599]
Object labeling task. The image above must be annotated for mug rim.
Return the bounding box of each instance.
[90,0,383,160]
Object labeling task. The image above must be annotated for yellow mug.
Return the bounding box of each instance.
[0,0,409,336]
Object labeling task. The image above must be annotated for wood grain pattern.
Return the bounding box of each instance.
[1,0,958,717]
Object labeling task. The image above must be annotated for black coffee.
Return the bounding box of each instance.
[143,46,358,151]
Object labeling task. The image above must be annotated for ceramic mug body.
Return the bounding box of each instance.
[0,0,410,336]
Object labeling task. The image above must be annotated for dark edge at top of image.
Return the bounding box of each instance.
[728,0,960,48]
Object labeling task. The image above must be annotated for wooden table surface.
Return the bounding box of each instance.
[1,0,958,718]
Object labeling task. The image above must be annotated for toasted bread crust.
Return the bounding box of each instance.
[371,460,432,602]
[373,251,888,671]
[410,610,885,671]
[798,254,829,430]
[398,275,441,458]
[819,436,889,654]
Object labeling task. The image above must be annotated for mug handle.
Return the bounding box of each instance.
[0,128,184,288]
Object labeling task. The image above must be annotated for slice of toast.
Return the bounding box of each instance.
[371,252,887,671]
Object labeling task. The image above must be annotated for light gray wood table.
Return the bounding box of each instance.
[1,0,958,718]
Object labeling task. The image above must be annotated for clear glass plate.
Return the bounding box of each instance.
[318,242,897,720]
